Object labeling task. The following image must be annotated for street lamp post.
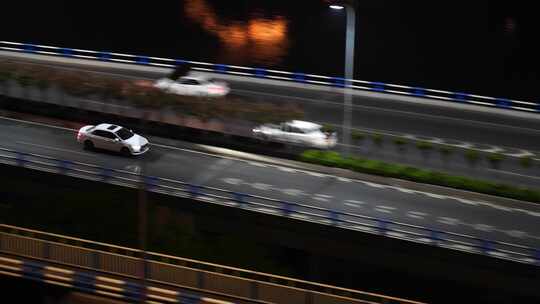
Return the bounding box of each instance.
[330,1,356,154]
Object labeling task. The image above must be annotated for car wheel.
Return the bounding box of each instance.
[84,140,94,150]
[121,147,132,157]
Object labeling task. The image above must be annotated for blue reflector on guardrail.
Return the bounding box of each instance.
[214,64,228,73]
[179,293,201,304]
[23,44,35,53]
[412,87,426,97]
[329,211,339,226]
[480,239,494,253]
[496,98,511,109]
[58,159,72,174]
[188,184,201,198]
[253,68,267,78]
[453,92,469,102]
[332,77,346,88]
[144,176,158,190]
[74,272,96,291]
[293,73,306,83]
[175,59,187,66]
[16,152,27,167]
[61,48,73,57]
[233,192,245,206]
[281,202,292,216]
[124,281,143,301]
[98,52,111,61]
[101,168,113,181]
[23,261,44,280]
[377,219,388,235]
[371,82,386,92]
[136,56,149,65]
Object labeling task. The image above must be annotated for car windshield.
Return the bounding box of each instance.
[116,128,134,140]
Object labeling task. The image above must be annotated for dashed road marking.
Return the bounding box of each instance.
[222,177,243,185]
[473,224,494,232]
[390,186,416,194]
[306,171,326,177]
[407,211,427,219]
[362,181,386,188]
[454,198,479,206]
[505,230,527,238]
[437,217,460,225]
[251,183,273,191]
[374,205,396,213]
[282,188,305,196]
[277,166,296,173]
[344,200,364,208]
[420,192,448,199]
[313,194,333,202]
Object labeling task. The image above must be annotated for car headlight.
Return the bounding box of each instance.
[132,145,141,152]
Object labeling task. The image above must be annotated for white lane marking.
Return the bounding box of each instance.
[282,188,305,196]
[407,211,427,219]
[419,192,448,199]
[313,194,333,202]
[124,165,141,174]
[353,226,377,233]
[277,166,296,173]
[505,230,527,238]
[222,178,243,185]
[362,181,386,188]
[473,224,495,232]
[344,200,364,208]
[0,115,77,132]
[480,202,512,212]
[374,205,395,213]
[16,141,95,157]
[291,214,310,220]
[336,177,352,182]
[247,161,267,167]
[437,217,460,225]
[506,150,534,158]
[487,169,540,180]
[306,171,326,177]
[251,183,273,191]
[416,237,433,243]
[481,146,504,153]
[390,186,416,194]
[454,198,479,206]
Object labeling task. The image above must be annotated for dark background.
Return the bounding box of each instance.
[2,1,539,100]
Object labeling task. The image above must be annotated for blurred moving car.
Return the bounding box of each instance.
[77,123,150,156]
[154,75,230,97]
[253,120,337,149]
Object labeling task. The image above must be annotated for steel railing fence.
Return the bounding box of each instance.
[0,224,426,304]
[1,41,539,113]
[0,146,538,267]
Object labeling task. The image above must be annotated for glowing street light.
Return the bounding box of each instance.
[329,4,345,10]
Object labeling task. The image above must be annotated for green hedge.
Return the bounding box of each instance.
[300,150,540,203]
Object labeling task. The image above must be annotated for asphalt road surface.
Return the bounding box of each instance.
[2,51,540,156]
[1,116,539,254]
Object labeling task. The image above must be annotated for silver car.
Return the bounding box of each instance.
[77,123,150,156]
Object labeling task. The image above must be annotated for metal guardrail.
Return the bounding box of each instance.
[1,40,539,113]
[0,146,538,267]
[0,224,426,304]
[0,255,229,304]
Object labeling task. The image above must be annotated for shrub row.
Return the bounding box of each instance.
[300,150,540,203]
[0,60,304,124]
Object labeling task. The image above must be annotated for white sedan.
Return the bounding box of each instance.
[77,123,150,156]
[253,120,337,149]
[154,76,230,97]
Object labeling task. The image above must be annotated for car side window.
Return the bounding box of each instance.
[93,130,115,139]
[180,79,200,85]
[290,127,305,134]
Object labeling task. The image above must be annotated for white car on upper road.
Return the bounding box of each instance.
[253,120,337,149]
[77,123,150,156]
[154,75,230,97]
